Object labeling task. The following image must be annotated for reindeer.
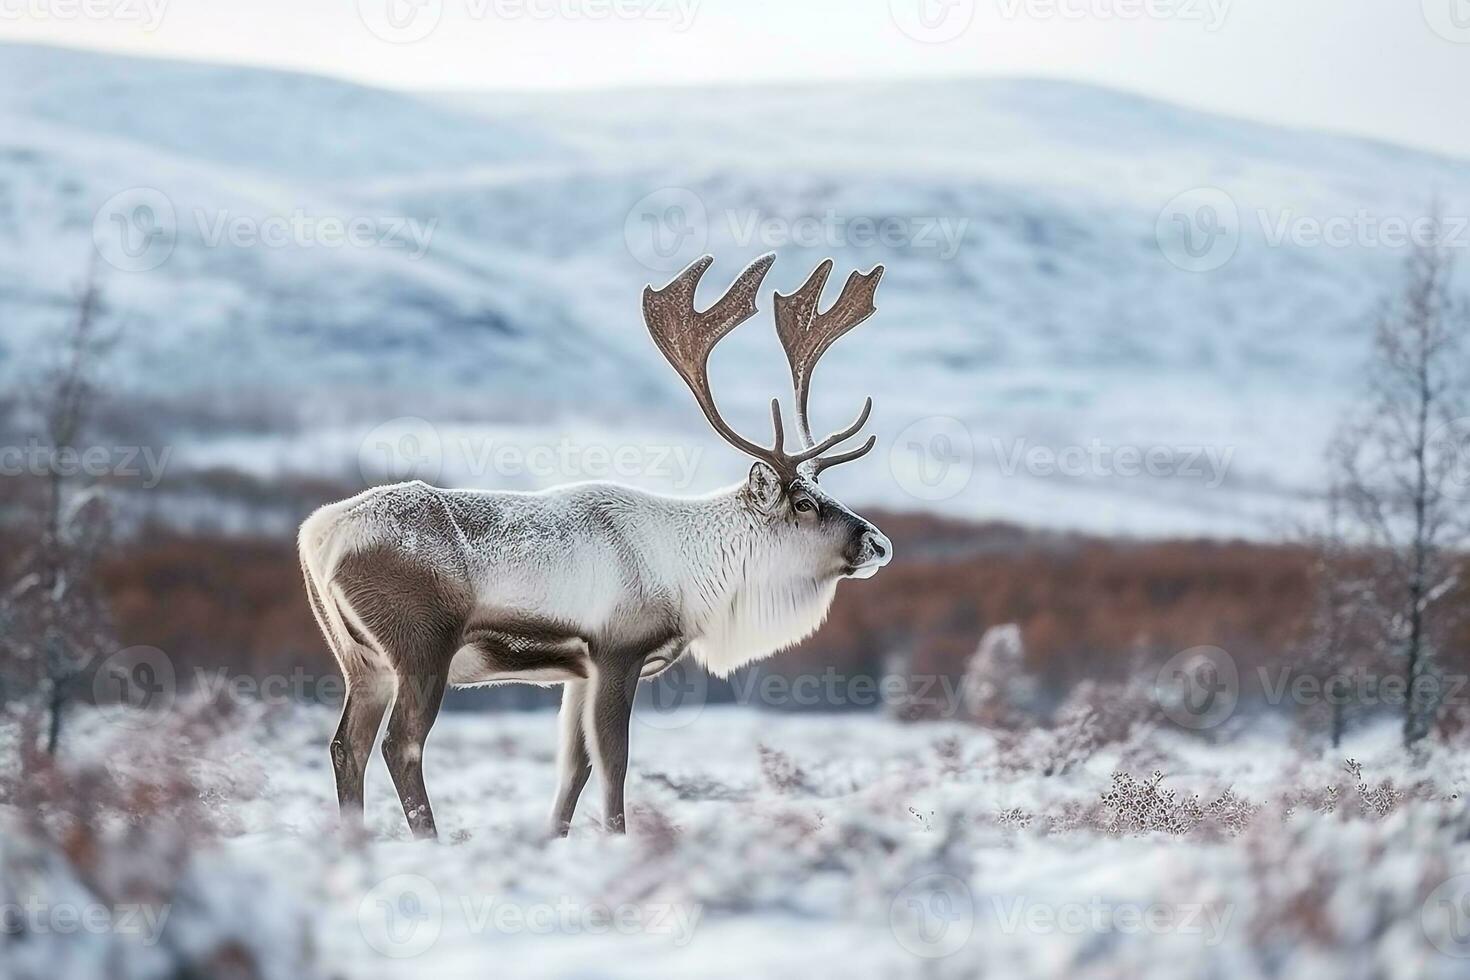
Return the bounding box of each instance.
[298,253,893,839]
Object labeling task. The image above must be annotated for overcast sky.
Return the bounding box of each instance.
[6,0,1469,158]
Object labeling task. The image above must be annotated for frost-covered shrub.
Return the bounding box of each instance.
[1100,770,1258,837]
[1240,803,1470,977]
[641,769,751,802]
[1005,698,1103,777]
[0,702,321,980]
[988,673,1162,778]
[757,743,815,795]
[962,624,1040,729]
[1056,674,1162,745]
[616,789,977,926]
[0,828,320,980]
[1277,758,1424,821]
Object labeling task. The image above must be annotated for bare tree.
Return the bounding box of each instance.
[1,259,118,752]
[1332,226,1470,747]
[1298,487,1381,747]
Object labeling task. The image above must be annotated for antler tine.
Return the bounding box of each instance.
[811,435,877,477]
[645,254,883,483]
[643,253,784,465]
[790,396,872,464]
[774,260,885,447]
[767,397,788,455]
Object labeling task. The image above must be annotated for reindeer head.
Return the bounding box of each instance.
[643,254,893,581]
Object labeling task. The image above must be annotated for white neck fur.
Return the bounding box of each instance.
[675,487,841,677]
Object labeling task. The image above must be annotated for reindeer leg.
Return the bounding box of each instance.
[549,680,592,837]
[382,668,448,840]
[586,655,638,834]
[331,667,393,826]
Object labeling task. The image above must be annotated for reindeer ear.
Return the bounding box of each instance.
[745,461,784,514]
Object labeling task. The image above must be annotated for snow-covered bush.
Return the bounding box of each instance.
[0,700,322,980]
[962,624,1040,729]
[0,827,320,980]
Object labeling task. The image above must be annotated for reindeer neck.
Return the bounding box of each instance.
[670,484,838,677]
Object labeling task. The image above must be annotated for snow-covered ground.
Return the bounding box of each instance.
[7,701,1470,978]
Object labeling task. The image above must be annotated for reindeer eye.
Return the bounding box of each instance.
[792,496,816,514]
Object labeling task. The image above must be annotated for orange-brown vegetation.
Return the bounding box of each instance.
[798,511,1325,692]
[75,510,1366,701]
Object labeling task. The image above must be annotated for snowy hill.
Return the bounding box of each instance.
[3,43,1469,535]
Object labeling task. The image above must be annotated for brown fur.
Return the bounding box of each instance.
[332,545,472,668]
[459,611,591,680]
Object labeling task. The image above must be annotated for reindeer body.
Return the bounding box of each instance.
[301,254,892,838]
[300,478,846,688]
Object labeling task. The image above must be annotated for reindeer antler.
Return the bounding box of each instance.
[774,259,884,477]
[643,254,879,482]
